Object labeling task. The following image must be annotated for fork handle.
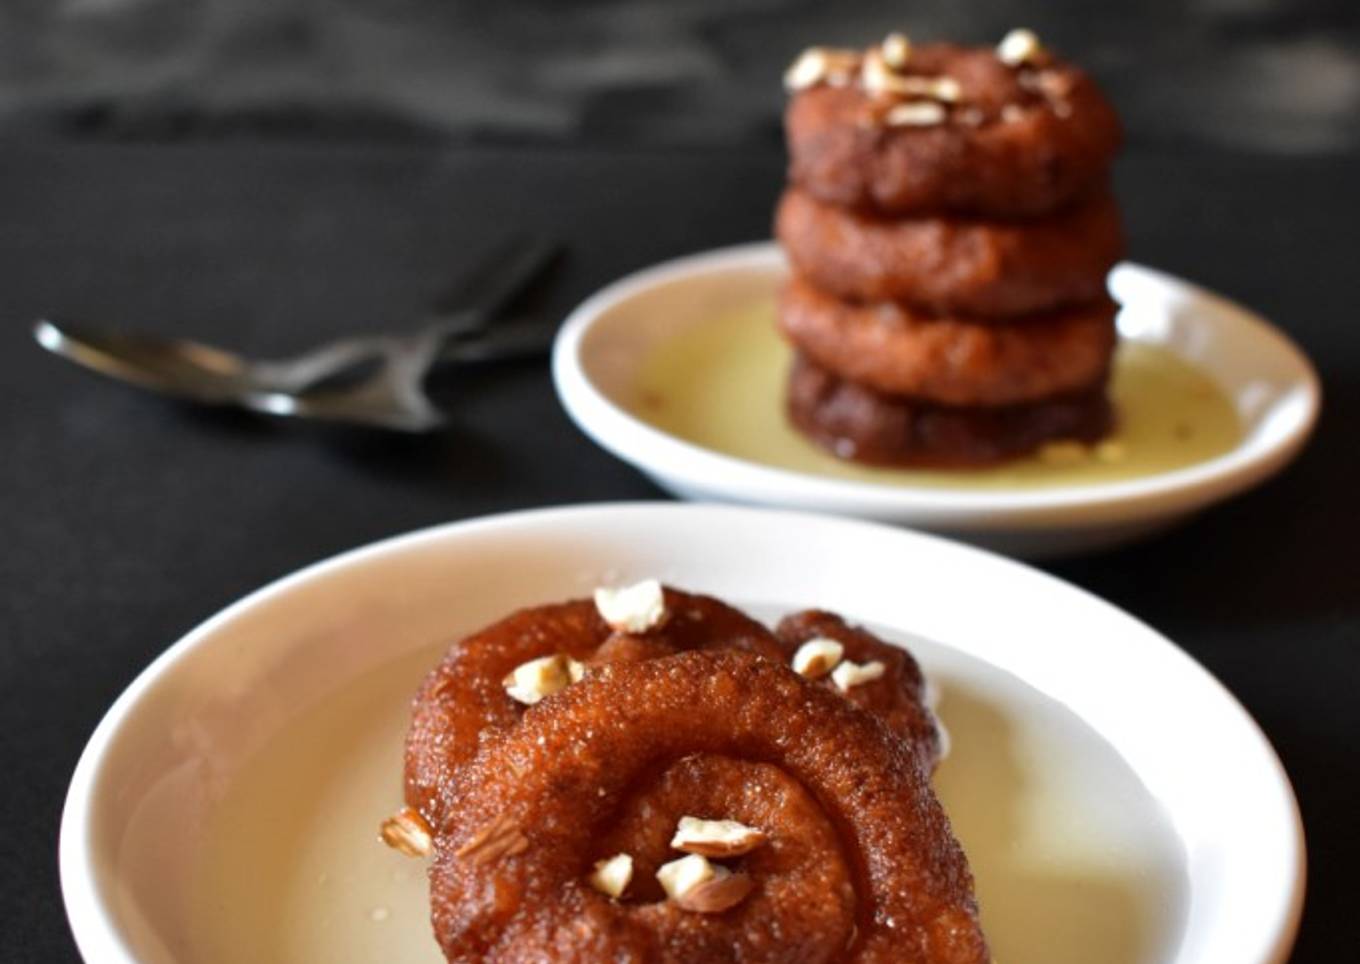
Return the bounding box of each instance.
[436,325,555,365]
[425,236,562,333]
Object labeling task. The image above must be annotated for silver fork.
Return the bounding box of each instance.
[33,237,560,432]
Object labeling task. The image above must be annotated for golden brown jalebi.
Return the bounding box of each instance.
[428,650,988,963]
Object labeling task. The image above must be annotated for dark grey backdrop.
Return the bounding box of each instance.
[4,0,1359,153]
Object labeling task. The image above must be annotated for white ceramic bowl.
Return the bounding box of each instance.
[61,504,1302,963]
[552,243,1320,557]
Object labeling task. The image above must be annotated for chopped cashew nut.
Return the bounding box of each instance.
[885,101,948,127]
[379,806,432,858]
[791,638,845,679]
[503,654,585,705]
[785,48,830,91]
[676,872,753,913]
[672,816,767,857]
[594,579,667,633]
[657,853,720,901]
[589,853,634,898]
[831,659,886,691]
[784,48,859,91]
[997,28,1044,67]
[881,32,912,69]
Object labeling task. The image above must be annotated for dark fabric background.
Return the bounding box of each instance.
[3,0,1359,154]
[2,141,1357,961]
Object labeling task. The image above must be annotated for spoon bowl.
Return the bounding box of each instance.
[34,321,257,403]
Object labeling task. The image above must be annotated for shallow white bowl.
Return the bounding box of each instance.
[552,242,1320,557]
[61,504,1302,963]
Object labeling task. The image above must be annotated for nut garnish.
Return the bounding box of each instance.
[594,579,667,633]
[379,806,432,858]
[860,49,898,97]
[784,47,860,91]
[1034,69,1075,99]
[859,50,908,96]
[675,871,754,913]
[503,653,586,705]
[791,637,844,679]
[881,32,912,69]
[657,853,752,912]
[1021,69,1075,117]
[884,101,948,127]
[919,76,962,102]
[657,853,715,899]
[455,813,528,865]
[1000,103,1025,124]
[831,659,886,691]
[671,816,768,857]
[861,44,960,105]
[785,47,830,91]
[589,853,634,898]
[997,28,1045,67]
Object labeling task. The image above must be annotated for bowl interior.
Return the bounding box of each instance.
[62,505,1303,964]
[1106,263,1317,455]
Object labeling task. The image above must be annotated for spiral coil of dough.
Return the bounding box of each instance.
[403,588,988,963]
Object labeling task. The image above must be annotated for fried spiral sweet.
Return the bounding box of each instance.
[429,650,988,963]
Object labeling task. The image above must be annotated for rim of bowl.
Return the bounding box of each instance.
[551,242,1321,528]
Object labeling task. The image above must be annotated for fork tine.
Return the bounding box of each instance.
[424,235,561,333]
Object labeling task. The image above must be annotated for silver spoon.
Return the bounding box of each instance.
[32,237,560,432]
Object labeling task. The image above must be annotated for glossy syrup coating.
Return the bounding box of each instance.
[776,186,1123,317]
[775,609,942,768]
[786,43,1122,217]
[786,351,1112,467]
[404,588,783,829]
[429,650,989,963]
[777,275,1117,407]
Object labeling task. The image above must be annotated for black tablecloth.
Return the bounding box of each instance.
[2,143,1355,961]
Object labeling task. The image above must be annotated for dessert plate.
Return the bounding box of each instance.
[60,504,1302,963]
[552,242,1319,557]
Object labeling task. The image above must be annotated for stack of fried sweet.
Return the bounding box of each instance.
[777,30,1125,467]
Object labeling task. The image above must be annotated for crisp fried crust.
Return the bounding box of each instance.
[785,351,1113,467]
[429,650,989,963]
[775,609,942,766]
[786,43,1122,217]
[777,276,1116,407]
[404,589,783,828]
[776,187,1123,317]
